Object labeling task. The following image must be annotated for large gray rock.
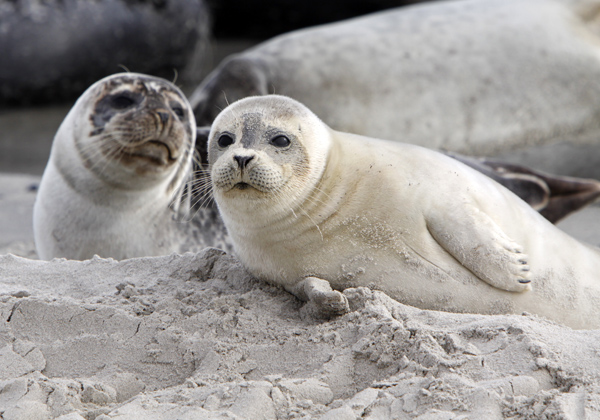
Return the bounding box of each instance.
[0,0,209,105]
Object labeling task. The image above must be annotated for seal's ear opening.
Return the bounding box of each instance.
[195,126,211,167]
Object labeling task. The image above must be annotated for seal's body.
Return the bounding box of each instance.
[209,95,600,329]
[192,0,600,178]
[34,73,215,260]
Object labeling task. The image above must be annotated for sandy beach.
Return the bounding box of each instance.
[1,162,600,419]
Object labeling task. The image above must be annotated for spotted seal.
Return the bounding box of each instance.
[33,73,228,260]
[208,95,600,329]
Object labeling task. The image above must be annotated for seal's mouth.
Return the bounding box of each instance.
[234,182,251,190]
[124,140,177,165]
[223,182,263,194]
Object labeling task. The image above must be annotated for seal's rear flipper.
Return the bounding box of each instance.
[447,152,600,223]
[485,161,600,224]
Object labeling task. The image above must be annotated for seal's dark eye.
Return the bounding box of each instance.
[171,103,185,119]
[217,134,235,148]
[111,94,135,109]
[270,135,291,148]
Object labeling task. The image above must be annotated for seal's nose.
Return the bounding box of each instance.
[234,155,254,168]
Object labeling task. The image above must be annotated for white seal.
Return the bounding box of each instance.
[33,72,227,260]
[208,95,600,329]
[192,0,600,178]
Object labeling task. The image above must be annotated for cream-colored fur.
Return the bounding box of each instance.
[34,73,196,260]
[192,0,600,178]
[210,95,600,329]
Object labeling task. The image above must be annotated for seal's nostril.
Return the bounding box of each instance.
[157,111,169,123]
[234,155,254,168]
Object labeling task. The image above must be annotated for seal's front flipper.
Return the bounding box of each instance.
[291,277,349,317]
[427,206,531,292]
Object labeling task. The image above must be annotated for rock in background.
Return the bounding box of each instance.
[0,0,209,106]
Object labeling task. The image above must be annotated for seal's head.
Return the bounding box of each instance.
[208,95,331,222]
[58,72,196,190]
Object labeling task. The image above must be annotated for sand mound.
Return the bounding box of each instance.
[1,249,600,419]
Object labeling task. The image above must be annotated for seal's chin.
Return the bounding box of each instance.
[123,140,178,166]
